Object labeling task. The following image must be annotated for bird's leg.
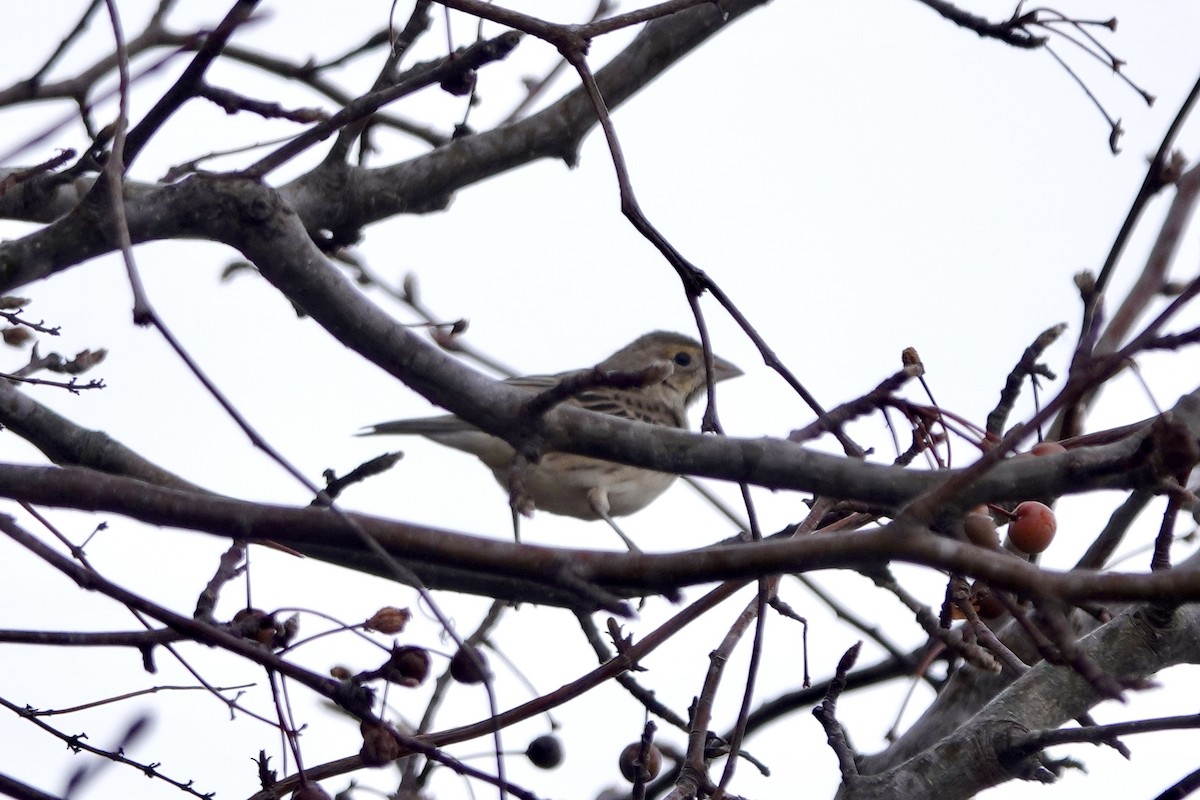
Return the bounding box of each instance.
[509,504,522,544]
[507,459,536,544]
[587,487,642,553]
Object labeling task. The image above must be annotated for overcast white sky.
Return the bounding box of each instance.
[3,2,1200,799]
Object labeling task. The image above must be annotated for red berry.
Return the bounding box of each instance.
[1030,441,1067,457]
[1008,501,1056,554]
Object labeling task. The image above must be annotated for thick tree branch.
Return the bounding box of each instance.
[837,601,1200,800]
[0,178,1198,518]
[0,0,771,237]
[4,464,1200,610]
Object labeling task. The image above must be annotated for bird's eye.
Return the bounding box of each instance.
[673,352,693,367]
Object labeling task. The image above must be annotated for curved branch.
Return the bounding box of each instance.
[3,463,1200,610]
[0,178,1196,520]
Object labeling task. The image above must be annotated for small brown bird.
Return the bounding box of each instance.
[363,331,742,549]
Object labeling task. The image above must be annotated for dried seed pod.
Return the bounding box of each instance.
[364,606,411,635]
[356,646,431,687]
[359,720,402,767]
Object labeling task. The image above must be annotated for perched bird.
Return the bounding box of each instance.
[363,331,742,549]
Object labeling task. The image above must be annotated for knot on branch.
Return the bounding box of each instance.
[1133,414,1200,486]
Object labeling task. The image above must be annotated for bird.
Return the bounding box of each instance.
[362,331,742,549]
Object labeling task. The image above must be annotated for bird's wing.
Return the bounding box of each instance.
[362,370,583,436]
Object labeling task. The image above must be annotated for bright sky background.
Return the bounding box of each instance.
[3,2,1200,799]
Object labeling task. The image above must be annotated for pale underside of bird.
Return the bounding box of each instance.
[363,331,742,549]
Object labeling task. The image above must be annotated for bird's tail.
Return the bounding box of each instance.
[358,416,475,436]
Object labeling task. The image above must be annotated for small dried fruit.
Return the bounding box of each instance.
[449,645,489,684]
[971,582,1007,619]
[619,742,662,783]
[364,607,411,635]
[526,735,564,769]
[358,645,430,687]
[359,720,402,766]
[440,68,476,96]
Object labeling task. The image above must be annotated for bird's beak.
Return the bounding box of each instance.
[711,354,743,383]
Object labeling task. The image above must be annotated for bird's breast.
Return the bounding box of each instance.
[493,454,677,519]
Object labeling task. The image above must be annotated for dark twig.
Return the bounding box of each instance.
[1094,72,1200,298]
[319,452,404,503]
[327,0,432,165]
[629,720,659,800]
[789,366,920,443]
[122,0,261,167]
[712,579,770,798]
[949,578,1030,676]
[245,31,521,178]
[1032,11,1154,106]
[1153,764,1200,800]
[1097,163,1200,356]
[1151,490,1185,573]
[562,46,865,458]
[812,642,862,781]
[986,323,1067,437]
[162,38,448,147]
[3,517,533,798]
[0,627,182,650]
[25,0,106,88]
[574,612,689,731]
[0,150,74,199]
[1042,44,1124,154]
[194,543,247,623]
[1008,712,1200,755]
[912,0,1045,47]
[0,694,214,798]
[885,567,1000,672]
[196,81,328,123]
[500,0,613,125]
[399,603,508,793]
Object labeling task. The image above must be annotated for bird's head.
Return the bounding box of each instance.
[599,331,742,408]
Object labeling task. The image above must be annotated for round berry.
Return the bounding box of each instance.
[449,645,489,684]
[1030,441,1067,457]
[1008,501,1056,554]
[525,735,564,769]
